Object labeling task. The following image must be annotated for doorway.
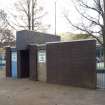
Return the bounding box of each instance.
[19,50,29,78]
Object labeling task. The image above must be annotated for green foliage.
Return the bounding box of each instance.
[59,32,93,41]
[72,34,92,40]
[59,32,73,41]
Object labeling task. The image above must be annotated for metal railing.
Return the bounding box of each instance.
[96,46,105,89]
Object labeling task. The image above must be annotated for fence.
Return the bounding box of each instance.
[96,46,105,89]
[0,52,5,70]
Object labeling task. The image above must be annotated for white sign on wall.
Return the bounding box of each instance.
[38,50,46,63]
[12,52,17,62]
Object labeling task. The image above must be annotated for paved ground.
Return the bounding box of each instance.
[0,78,104,105]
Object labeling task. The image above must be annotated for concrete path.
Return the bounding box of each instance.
[0,78,104,105]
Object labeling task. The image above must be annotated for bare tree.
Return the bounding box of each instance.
[64,0,105,65]
[13,0,49,31]
[0,29,15,47]
[64,0,105,46]
[0,9,15,47]
[0,9,8,29]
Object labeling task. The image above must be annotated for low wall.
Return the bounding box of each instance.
[46,40,96,89]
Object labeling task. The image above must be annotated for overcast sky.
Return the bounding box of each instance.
[0,0,80,34]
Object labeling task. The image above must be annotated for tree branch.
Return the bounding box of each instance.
[64,14,103,45]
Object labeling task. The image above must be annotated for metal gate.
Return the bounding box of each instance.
[96,46,105,89]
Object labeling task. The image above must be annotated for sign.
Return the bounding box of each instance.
[38,50,46,63]
[12,52,17,62]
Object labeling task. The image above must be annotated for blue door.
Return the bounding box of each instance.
[11,52,17,78]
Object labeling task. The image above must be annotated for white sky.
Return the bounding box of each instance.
[0,0,80,34]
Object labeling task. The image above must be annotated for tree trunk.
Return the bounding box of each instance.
[32,0,34,30]
[103,0,105,68]
[103,35,105,68]
[27,0,31,30]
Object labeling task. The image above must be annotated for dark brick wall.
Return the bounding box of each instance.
[16,30,60,50]
[46,40,96,89]
[28,45,37,80]
[5,47,11,77]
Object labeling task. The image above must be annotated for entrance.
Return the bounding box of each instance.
[18,50,29,78]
